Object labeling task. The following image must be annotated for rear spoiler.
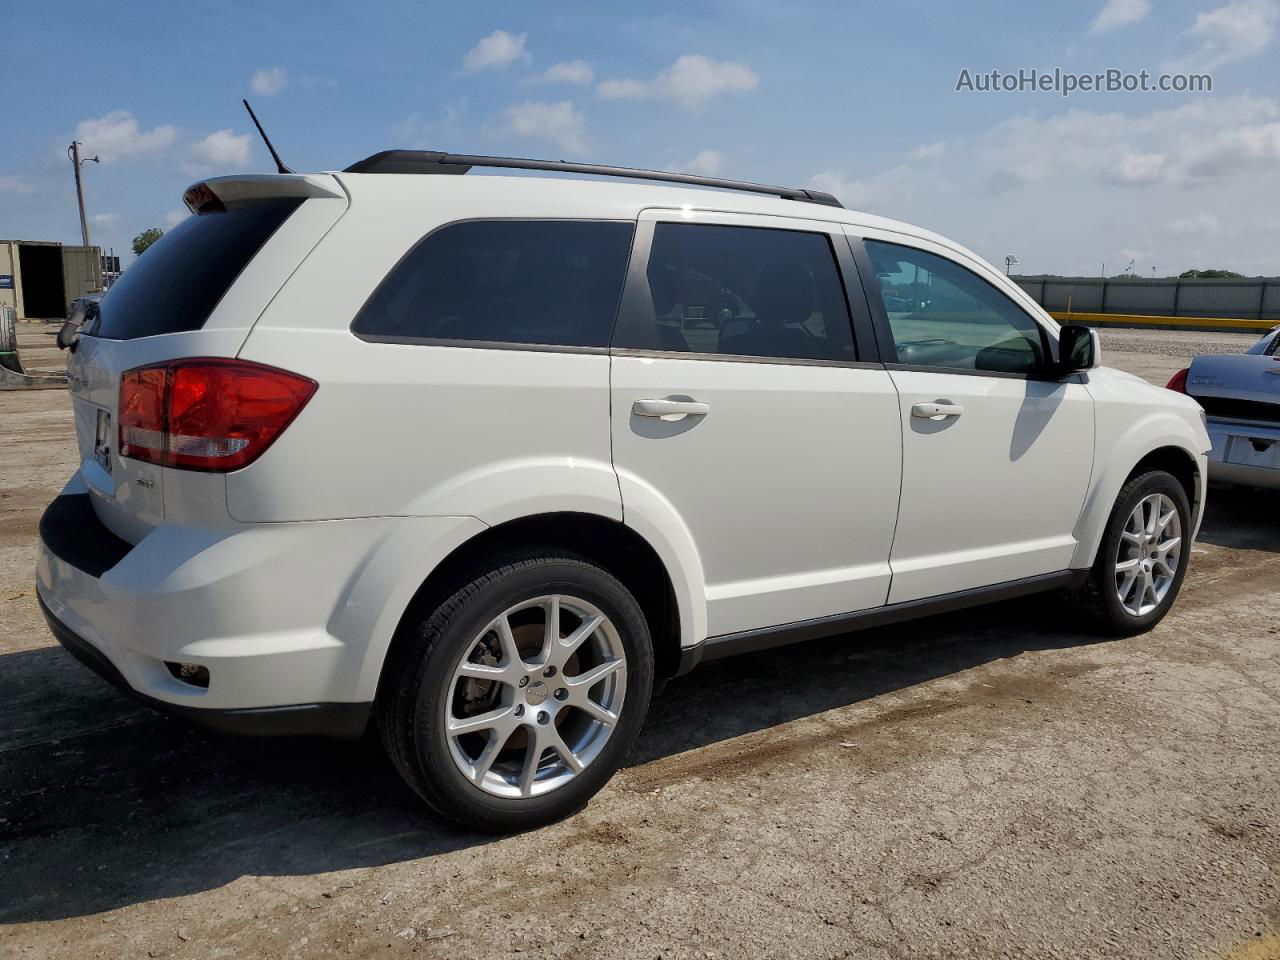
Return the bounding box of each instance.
[183,174,344,214]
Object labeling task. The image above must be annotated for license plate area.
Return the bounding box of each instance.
[1226,434,1280,469]
[93,407,113,475]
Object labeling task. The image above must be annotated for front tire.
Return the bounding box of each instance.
[377,553,654,832]
[1073,469,1191,636]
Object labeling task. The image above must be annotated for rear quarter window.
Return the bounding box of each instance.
[351,220,635,349]
[92,198,302,340]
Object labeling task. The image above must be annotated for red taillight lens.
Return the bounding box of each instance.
[119,359,316,472]
[118,366,168,464]
[1166,368,1189,394]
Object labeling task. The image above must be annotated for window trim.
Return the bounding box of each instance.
[848,234,1064,382]
[611,216,874,366]
[348,216,637,353]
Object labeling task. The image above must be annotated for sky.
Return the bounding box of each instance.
[1,0,1278,277]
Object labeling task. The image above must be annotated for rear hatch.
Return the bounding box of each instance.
[65,174,347,544]
[1186,353,1280,425]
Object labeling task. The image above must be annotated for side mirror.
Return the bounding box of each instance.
[56,319,81,351]
[1058,323,1100,373]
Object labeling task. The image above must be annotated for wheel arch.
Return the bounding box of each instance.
[372,512,693,707]
[1128,445,1200,512]
[1071,429,1205,569]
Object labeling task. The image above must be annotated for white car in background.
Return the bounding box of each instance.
[38,152,1209,830]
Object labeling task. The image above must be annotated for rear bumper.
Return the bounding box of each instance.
[1206,417,1280,490]
[39,592,369,737]
[35,486,395,736]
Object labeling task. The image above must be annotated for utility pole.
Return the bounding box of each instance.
[67,141,100,248]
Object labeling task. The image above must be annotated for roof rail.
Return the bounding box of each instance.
[342,150,844,208]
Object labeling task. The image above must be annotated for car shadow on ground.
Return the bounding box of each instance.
[0,594,1109,925]
[1196,484,1280,553]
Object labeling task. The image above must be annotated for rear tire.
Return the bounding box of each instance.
[377,552,653,832]
[1071,469,1191,636]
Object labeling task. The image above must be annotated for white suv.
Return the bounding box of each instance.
[38,152,1210,830]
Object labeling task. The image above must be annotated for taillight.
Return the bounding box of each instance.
[1166,368,1189,394]
[119,359,316,472]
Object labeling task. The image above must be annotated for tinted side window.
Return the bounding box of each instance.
[94,199,301,340]
[618,223,855,362]
[864,241,1047,374]
[352,220,635,348]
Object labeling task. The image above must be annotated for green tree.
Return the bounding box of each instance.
[1179,268,1244,279]
[132,227,164,257]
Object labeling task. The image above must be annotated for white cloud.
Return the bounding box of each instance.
[251,66,288,96]
[1169,0,1278,69]
[0,175,34,194]
[1108,150,1170,185]
[393,101,465,149]
[975,96,1280,190]
[671,149,725,175]
[501,101,587,154]
[806,94,1280,276]
[911,141,947,160]
[463,30,530,72]
[808,167,916,211]
[163,208,190,229]
[1167,212,1222,235]
[1090,0,1152,32]
[598,54,759,112]
[538,60,594,85]
[75,111,176,163]
[88,212,120,228]
[184,129,252,176]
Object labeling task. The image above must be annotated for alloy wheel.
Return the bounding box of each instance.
[1114,492,1182,617]
[444,595,627,799]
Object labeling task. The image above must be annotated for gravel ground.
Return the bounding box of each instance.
[1096,328,1259,385]
[1,330,1278,960]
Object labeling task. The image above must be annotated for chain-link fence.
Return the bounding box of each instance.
[1012,276,1280,322]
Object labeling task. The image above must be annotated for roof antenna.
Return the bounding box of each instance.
[242,99,294,174]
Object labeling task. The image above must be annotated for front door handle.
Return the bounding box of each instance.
[911,400,965,420]
[632,398,711,419]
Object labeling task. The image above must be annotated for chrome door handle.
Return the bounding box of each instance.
[632,398,711,418]
[911,401,965,419]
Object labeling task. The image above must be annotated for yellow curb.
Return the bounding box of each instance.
[1049,311,1276,332]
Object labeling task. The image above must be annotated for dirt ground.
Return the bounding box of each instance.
[8,323,66,378]
[2,328,1278,960]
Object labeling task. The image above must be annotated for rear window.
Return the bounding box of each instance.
[91,199,301,340]
[613,222,856,362]
[351,220,635,349]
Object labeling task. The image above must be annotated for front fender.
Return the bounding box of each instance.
[1070,410,1207,569]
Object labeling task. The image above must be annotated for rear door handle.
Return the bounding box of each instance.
[632,398,711,419]
[911,401,965,420]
